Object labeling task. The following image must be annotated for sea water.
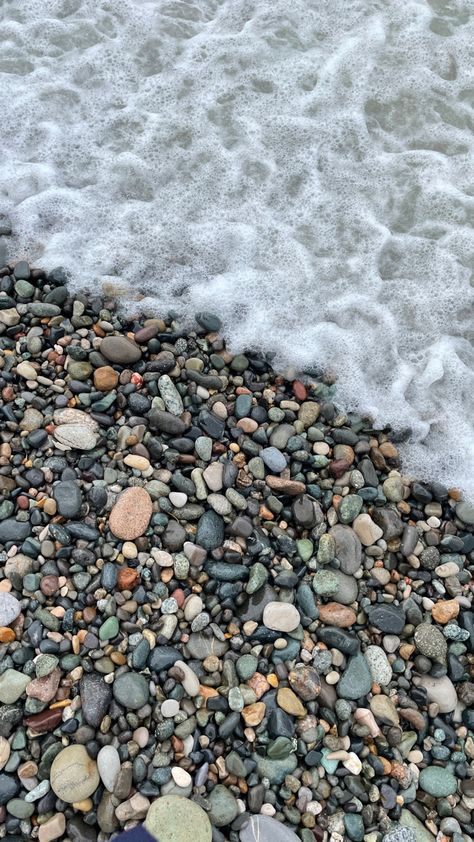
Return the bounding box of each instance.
[1,0,473,495]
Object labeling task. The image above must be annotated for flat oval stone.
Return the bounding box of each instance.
[419,766,457,797]
[240,815,300,842]
[145,794,212,842]
[97,745,121,792]
[113,672,149,709]
[109,486,153,540]
[414,623,447,663]
[50,745,99,803]
[53,423,99,451]
[100,335,142,364]
[263,601,300,633]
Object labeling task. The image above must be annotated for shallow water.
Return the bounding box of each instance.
[1,0,473,494]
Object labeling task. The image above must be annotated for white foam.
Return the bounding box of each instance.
[1,0,473,495]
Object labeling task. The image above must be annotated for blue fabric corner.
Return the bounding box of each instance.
[113,827,157,842]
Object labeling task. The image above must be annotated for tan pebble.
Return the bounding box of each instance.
[435,561,460,578]
[38,813,66,842]
[43,498,57,516]
[72,798,93,811]
[247,672,270,700]
[93,366,119,391]
[17,760,37,779]
[122,541,138,559]
[325,671,340,685]
[124,454,150,472]
[277,687,306,717]
[241,702,266,726]
[354,708,381,737]
[50,745,99,802]
[133,727,149,748]
[0,581,12,593]
[267,674,278,688]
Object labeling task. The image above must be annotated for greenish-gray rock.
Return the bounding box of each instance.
[419,766,457,797]
[337,652,373,700]
[254,752,298,784]
[208,784,239,827]
[112,673,149,709]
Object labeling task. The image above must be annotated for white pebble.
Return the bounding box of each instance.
[161,699,180,718]
[97,745,121,793]
[171,767,192,788]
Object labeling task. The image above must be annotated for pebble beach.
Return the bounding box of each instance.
[0,261,473,842]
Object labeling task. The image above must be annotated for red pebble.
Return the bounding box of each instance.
[171,588,185,608]
[292,380,307,400]
[131,373,143,386]
[17,496,29,510]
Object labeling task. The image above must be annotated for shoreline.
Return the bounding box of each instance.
[0,260,473,842]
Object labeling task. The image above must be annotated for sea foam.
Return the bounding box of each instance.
[1,0,473,495]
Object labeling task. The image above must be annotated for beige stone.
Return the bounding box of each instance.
[38,814,66,842]
[50,745,99,803]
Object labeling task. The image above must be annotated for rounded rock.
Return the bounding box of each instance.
[50,745,99,803]
[109,486,153,540]
[263,601,300,633]
[145,794,212,842]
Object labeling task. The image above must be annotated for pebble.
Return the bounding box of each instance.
[419,766,458,797]
[145,794,212,842]
[0,592,21,626]
[100,335,142,364]
[353,513,383,545]
[97,746,121,792]
[109,486,153,540]
[414,623,448,663]
[50,745,99,803]
[112,672,149,709]
[240,815,300,842]
[337,652,373,700]
[365,645,393,686]
[263,601,300,632]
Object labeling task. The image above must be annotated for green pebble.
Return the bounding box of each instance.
[35,654,59,677]
[267,737,294,759]
[320,748,339,773]
[297,539,313,562]
[419,766,457,797]
[99,616,119,640]
[312,569,339,596]
[344,813,364,842]
[338,494,363,524]
[236,654,258,681]
[317,533,336,564]
[246,562,268,594]
[7,799,34,819]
